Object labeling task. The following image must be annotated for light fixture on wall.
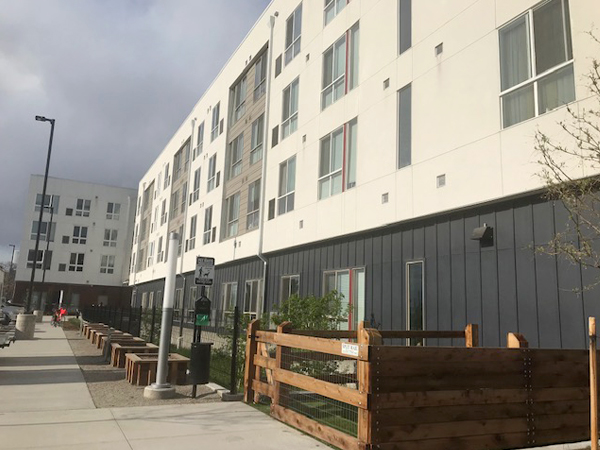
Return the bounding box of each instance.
[471,223,493,247]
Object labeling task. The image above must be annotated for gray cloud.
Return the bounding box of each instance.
[0,0,271,263]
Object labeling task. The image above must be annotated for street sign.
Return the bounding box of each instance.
[195,256,215,285]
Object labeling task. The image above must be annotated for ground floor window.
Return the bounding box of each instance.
[406,260,424,346]
[244,279,263,320]
[281,275,300,304]
[221,282,237,323]
[323,268,365,330]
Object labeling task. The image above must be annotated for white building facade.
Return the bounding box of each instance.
[131,0,600,348]
[15,175,137,311]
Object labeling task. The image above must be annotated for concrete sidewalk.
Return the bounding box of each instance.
[0,319,325,449]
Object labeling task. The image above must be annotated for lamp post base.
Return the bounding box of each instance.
[143,383,176,400]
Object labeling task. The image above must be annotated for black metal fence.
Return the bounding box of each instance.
[81,304,242,394]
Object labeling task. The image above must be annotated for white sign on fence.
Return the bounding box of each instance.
[194,256,215,285]
[341,342,359,357]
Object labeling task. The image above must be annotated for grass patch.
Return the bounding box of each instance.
[63,318,81,330]
[169,344,233,390]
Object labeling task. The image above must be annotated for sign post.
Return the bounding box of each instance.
[191,256,214,397]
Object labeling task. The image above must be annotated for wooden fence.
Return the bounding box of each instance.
[244,320,597,450]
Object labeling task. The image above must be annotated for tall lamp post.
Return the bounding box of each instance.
[26,116,55,313]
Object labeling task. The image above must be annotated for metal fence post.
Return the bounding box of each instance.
[230,306,240,394]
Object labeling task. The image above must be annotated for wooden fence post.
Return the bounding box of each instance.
[465,324,479,347]
[590,317,598,450]
[273,321,292,408]
[244,319,260,403]
[357,321,382,447]
[507,332,529,348]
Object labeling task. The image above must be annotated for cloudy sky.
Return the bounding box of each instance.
[0,0,271,264]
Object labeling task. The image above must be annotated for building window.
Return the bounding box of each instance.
[281,274,300,303]
[157,236,164,262]
[247,179,261,230]
[106,202,120,220]
[27,250,51,270]
[282,77,299,139]
[244,279,263,320]
[191,168,201,204]
[499,0,574,128]
[323,267,365,330]
[224,192,240,238]
[31,221,56,242]
[211,102,221,141]
[406,261,424,346]
[164,163,170,189]
[278,156,296,215]
[221,282,238,322]
[318,118,358,200]
[228,133,243,180]
[170,190,179,217]
[207,154,217,193]
[35,194,59,212]
[203,205,213,245]
[250,115,264,165]
[194,121,205,160]
[254,54,267,100]
[75,198,91,217]
[232,77,247,124]
[173,142,190,183]
[322,23,359,110]
[285,3,302,65]
[103,229,118,247]
[188,215,197,251]
[181,182,187,213]
[100,255,115,274]
[398,0,412,54]
[69,253,85,272]
[174,288,183,320]
[160,199,167,225]
[398,83,412,168]
[186,286,198,322]
[147,241,155,267]
[324,0,347,26]
[72,226,88,244]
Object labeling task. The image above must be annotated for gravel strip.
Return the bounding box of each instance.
[64,329,221,408]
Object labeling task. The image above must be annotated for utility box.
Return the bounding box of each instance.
[189,342,213,385]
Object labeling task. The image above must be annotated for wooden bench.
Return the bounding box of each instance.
[125,353,189,386]
[98,334,137,352]
[93,330,126,347]
[111,343,158,368]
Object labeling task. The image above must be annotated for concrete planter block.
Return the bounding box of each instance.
[15,314,36,340]
[33,310,44,323]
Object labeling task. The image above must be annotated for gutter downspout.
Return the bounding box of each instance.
[257,12,278,317]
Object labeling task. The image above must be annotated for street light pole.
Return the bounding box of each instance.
[41,204,54,287]
[27,116,55,313]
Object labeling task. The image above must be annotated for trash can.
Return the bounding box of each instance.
[189,342,213,384]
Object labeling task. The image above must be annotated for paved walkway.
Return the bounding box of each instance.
[0,320,325,450]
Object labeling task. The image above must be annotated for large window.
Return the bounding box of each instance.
[203,205,214,245]
[282,78,299,139]
[160,199,167,225]
[188,215,197,251]
[278,156,296,215]
[228,133,243,180]
[322,24,359,110]
[398,83,412,168]
[35,194,59,212]
[499,0,574,128]
[250,115,264,165]
[69,253,85,272]
[207,154,217,192]
[281,275,300,303]
[157,236,164,263]
[406,261,424,346]
[100,255,115,274]
[398,0,412,54]
[247,179,261,230]
[164,163,170,189]
[75,198,91,217]
[191,168,201,204]
[319,118,358,200]
[232,77,247,124]
[72,226,87,244]
[244,279,263,320]
[254,54,267,100]
[31,221,56,242]
[27,250,51,270]
[194,121,205,160]
[285,3,302,65]
[211,102,221,141]
[221,282,238,321]
[103,229,118,247]
[170,189,179,217]
[324,0,348,26]
[173,142,190,183]
[323,268,365,330]
[224,192,240,238]
[106,202,120,220]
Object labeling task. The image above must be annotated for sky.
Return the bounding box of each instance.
[0,0,271,265]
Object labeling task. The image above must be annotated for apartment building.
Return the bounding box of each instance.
[15,175,137,311]
[131,0,600,348]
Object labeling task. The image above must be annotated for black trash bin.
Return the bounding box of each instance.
[189,342,213,384]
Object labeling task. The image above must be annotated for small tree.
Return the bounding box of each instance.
[535,32,600,286]
[271,291,348,330]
